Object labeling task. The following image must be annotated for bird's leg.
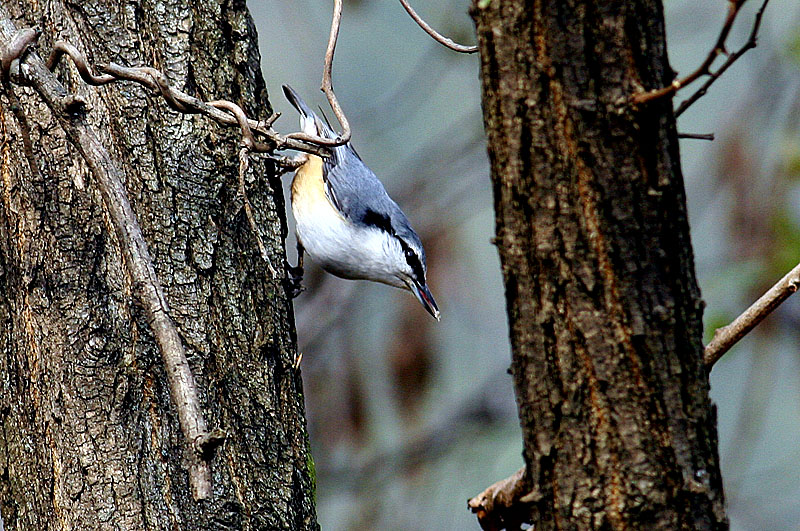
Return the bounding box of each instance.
[286,241,305,299]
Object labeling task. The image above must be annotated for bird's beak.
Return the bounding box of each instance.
[410,279,440,321]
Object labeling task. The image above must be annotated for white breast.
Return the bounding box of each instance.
[291,156,404,288]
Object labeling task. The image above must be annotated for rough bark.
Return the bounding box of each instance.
[472,1,726,529]
[0,1,316,529]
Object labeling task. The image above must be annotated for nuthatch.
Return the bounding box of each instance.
[283,85,440,320]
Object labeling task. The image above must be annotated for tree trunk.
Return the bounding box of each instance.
[472,1,726,528]
[0,1,316,529]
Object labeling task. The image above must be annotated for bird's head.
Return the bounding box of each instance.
[388,235,440,321]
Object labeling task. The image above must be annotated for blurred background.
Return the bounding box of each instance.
[252,1,800,529]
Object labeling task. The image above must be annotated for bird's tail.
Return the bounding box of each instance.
[282,84,334,139]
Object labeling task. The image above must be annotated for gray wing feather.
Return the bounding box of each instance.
[283,85,425,263]
[323,147,426,260]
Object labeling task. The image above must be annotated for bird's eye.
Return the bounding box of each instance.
[404,248,415,260]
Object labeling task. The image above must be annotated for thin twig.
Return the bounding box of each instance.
[206,100,278,276]
[237,146,278,278]
[675,0,770,117]
[705,261,800,367]
[398,0,478,54]
[46,41,114,85]
[209,99,273,152]
[632,0,752,105]
[678,132,715,141]
[285,0,352,148]
[0,19,218,499]
[321,0,349,142]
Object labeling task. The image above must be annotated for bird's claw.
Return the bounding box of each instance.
[285,265,305,299]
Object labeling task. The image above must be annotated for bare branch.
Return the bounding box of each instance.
[208,99,273,152]
[632,0,764,105]
[705,261,800,367]
[1,26,38,78]
[43,42,329,158]
[285,0,352,148]
[46,41,114,85]
[399,0,478,54]
[675,0,770,117]
[0,17,218,499]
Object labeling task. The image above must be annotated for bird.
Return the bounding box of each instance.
[282,84,440,320]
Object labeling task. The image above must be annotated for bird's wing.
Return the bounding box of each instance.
[322,148,417,244]
[283,85,425,258]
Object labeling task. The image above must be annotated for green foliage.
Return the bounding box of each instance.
[768,207,800,280]
[784,139,800,178]
[787,32,800,64]
[307,452,317,504]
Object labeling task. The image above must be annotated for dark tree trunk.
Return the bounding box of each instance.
[471,1,726,528]
[0,1,316,529]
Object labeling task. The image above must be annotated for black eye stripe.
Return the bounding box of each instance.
[398,238,425,282]
[362,209,424,281]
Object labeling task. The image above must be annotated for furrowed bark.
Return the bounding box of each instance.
[471,1,726,528]
[0,1,316,529]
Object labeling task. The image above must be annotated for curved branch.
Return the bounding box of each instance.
[46,41,114,85]
[320,0,350,142]
[137,66,197,113]
[97,62,327,156]
[286,0,352,148]
[1,26,39,78]
[399,0,478,53]
[0,18,218,499]
[44,42,329,158]
[208,99,273,152]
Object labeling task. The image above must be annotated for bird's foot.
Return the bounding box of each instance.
[285,264,305,299]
